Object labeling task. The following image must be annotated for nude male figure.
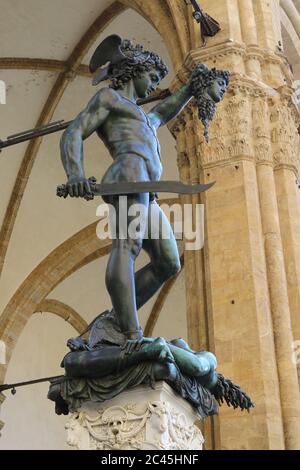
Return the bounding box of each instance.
[60,36,228,343]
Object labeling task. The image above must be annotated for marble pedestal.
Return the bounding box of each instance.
[65,381,204,450]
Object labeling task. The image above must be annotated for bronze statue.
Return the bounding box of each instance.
[49,35,254,417]
[59,34,229,343]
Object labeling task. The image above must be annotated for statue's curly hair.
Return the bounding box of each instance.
[192,67,230,96]
[191,66,230,142]
[109,39,169,90]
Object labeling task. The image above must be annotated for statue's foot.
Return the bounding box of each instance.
[121,336,175,363]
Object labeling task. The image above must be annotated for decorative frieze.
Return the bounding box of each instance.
[65,382,204,451]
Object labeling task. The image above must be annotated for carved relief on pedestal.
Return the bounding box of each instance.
[224,94,247,117]
[168,110,186,140]
[183,105,201,183]
[66,400,204,451]
[273,145,299,169]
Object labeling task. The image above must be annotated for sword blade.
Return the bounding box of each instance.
[92,180,215,196]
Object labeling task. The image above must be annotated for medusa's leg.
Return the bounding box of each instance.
[63,338,175,378]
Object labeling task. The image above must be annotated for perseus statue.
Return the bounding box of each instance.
[59,34,230,344]
[49,35,254,417]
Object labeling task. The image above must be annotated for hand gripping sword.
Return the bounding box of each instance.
[56,177,215,201]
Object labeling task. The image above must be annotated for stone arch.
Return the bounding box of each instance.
[119,0,189,69]
[35,299,88,334]
[280,0,300,77]
[0,221,111,383]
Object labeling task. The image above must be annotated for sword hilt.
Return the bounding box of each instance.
[56,176,97,201]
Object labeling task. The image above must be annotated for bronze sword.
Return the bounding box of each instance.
[56,177,215,201]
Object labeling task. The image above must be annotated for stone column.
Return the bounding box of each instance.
[198,89,285,450]
[238,0,262,78]
[271,90,300,383]
[256,161,300,449]
[171,108,209,353]
[170,109,217,451]
[250,90,300,450]
[0,392,5,437]
[65,382,204,451]
[170,72,286,449]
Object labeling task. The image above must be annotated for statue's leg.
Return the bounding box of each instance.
[105,192,149,339]
[64,338,175,378]
[135,200,181,309]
